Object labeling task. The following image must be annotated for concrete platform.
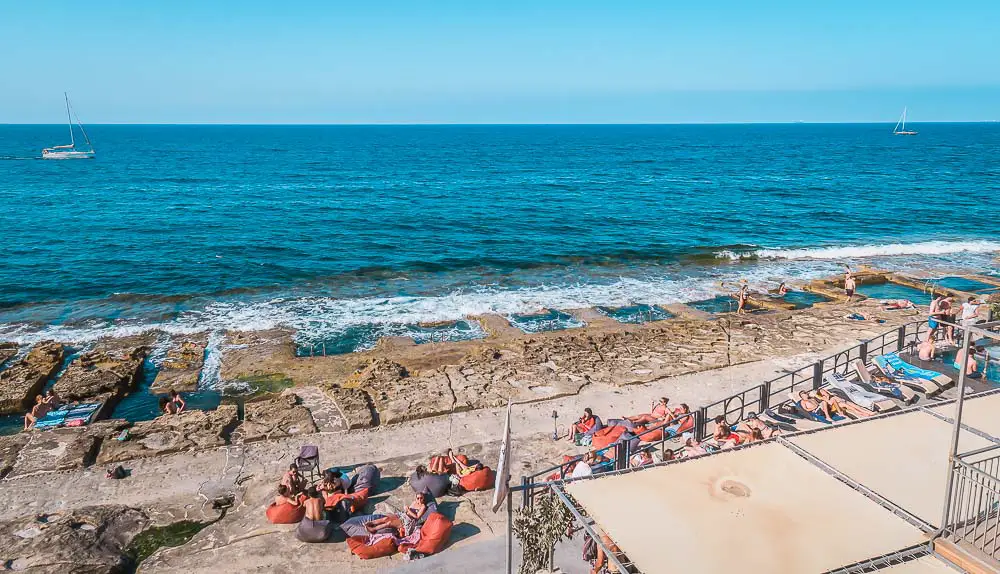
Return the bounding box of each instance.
[930,393,1000,441]
[565,442,926,574]
[789,410,994,527]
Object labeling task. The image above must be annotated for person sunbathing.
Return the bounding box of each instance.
[655,404,693,436]
[281,463,307,495]
[567,408,603,443]
[813,389,875,419]
[736,412,780,438]
[882,299,915,310]
[630,449,654,468]
[447,449,483,477]
[797,390,836,422]
[23,394,50,430]
[43,389,62,410]
[712,415,743,449]
[274,484,301,507]
[625,397,670,425]
[366,491,430,536]
[682,436,708,458]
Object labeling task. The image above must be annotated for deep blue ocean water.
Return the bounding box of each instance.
[1,124,998,357]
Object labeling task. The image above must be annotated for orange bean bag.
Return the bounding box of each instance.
[676,415,694,434]
[347,487,371,512]
[459,467,495,491]
[428,455,452,475]
[399,512,452,555]
[347,535,397,559]
[590,425,627,450]
[265,502,305,524]
[638,426,664,442]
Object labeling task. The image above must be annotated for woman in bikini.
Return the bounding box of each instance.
[365,491,430,536]
[23,394,50,430]
[625,397,670,425]
[797,390,836,422]
[567,408,603,443]
[446,449,483,477]
[712,415,743,448]
[813,389,875,419]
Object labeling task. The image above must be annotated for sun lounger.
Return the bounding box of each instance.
[824,373,898,413]
[873,353,945,395]
[785,391,845,425]
[853,359,917,403]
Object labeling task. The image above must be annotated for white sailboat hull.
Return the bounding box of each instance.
[42,149,95,159]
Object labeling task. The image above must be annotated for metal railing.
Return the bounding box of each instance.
[942,446,1000,561]
[520,319,937,507]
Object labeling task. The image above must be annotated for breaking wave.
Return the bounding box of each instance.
[718,240,1000,261]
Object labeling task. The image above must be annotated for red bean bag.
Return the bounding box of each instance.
[265,502,305,524]
[590,425,627,450]
[459,467,495,491]
[347,535,397,559]
[399,512,452,555]
[347,487,371,512]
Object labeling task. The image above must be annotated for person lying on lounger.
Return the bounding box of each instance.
[712,416,743,449]
[366,491,430,536]
[736,412,781,438]
[567,408,603,443]
[797,390,837,422]
[23,394,50,430]
[625,397,670,425]
[682,436,709,458]
[630,449,654,468]
[281,463,307,495]
[813,389,875,419]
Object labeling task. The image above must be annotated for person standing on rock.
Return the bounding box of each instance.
[736,281,751,314]
[169,390,186,413]
[844,272,857,303]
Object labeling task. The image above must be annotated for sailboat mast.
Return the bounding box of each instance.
[901,106,907,131]
[64,92,75,147]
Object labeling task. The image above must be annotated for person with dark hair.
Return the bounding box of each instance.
[169,390,186,413]
[844,272,857,303]
[274,484,301,507]
[365,491,430,536]
[954,342,983,379]
[43,389,62,410]
[736,281,750,314]
[567,408,603,444]
[281,463,306,495]
[318,469,345,495]
[159,396,178,415]
[295,487,332,542]
[410,464,450,498]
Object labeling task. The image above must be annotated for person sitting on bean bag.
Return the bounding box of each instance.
[265,484,305,524]
[364,491,430,537]
[295,487,333,542]
[567,408,603,445]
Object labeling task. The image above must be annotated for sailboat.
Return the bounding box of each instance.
[893,106,917,136]
[42,93,95,159]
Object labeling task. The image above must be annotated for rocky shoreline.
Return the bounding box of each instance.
[0,269,994,572]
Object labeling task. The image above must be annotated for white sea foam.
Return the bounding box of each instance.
[754,240,1000,261]
[0,263,833,346]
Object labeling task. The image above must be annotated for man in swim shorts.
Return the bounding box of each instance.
[844,272,857,302]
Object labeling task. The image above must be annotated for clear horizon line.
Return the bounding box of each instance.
[3,120,999,127]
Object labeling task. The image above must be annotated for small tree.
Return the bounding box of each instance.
[512,491,574,574]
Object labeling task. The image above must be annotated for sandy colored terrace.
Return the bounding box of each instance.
[0,292,929,573]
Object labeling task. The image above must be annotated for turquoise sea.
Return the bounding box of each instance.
[1,123,998,360]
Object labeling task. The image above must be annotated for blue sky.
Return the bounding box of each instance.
[2,1,998,123]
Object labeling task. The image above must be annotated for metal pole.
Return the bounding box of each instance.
[505,489,513,574]
[937,325,972,536]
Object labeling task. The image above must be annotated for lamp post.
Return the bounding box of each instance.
[552,410,559,440]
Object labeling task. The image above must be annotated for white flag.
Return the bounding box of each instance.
[492,400,513,513]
